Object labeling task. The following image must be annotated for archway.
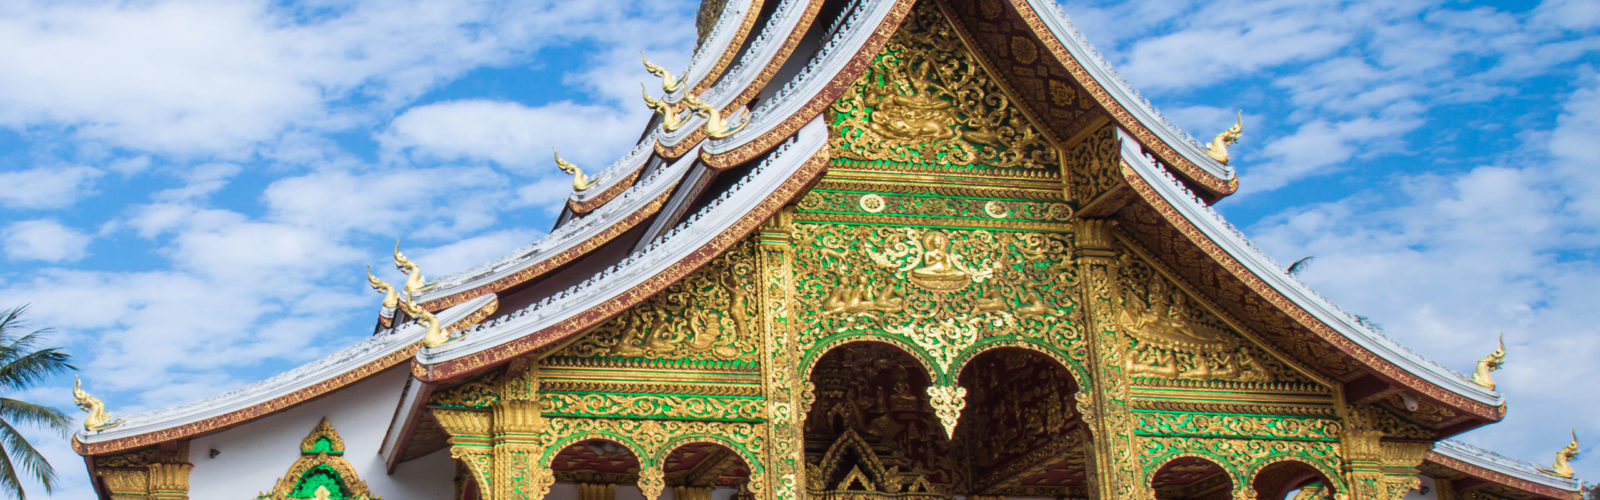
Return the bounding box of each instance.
[549,438,644,500]
[803,341,952,496]
[662,442,753,500]
[1151,457,1232,500]
[1253,460,1335,500]
[954,347,1090,497]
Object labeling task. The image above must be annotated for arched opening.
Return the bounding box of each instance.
[1253,461,1335,500]
[954,347,1091,497]
[803,342,950,497]
[1151,457,1233,500]
[550,439,644,500]
[662,442,753,500]
[802,342,1089,498]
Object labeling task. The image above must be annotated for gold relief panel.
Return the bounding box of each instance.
[1116,255,1314,387]
[792,223,1083,375]
[826,0,1059,176]
[556,241,762,365]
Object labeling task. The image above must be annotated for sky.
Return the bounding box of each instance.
[0,0,1596,497]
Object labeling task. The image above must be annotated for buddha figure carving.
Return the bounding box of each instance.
[1117,279,1230,351]
[864,62,958,143]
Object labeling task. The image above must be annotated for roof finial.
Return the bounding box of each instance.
[1539,430,1579,478]
[73,376,123,432]
[1471,333,1506,390]
[642,84,689,132]
[366,265,398,309]
[642,52,684,93]
[684,95,746,139]
[399,296,450,348]
[393,240,431,301]
[554,150,599,191]
[1203,110,1243,165]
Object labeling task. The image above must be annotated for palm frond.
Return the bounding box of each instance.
[0,419,54,497]
[0,423,27,500]
[0,400,68,437]
[0,345,72,392]
[1287,256,1315,277]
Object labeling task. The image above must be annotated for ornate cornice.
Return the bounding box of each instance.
[416,118,831,381]
[1428,440,1580,499]
[1117,135,1505,425]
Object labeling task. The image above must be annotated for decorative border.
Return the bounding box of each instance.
[1426,450,1580,499]
[73,343,421,456]
[417,146,831,382]
[1005,0,1237,198]
[567,168,643,215]
[1119,154,1503,424]
[687,0,768,98]
[703,0,917,169]
[418,189,674,311]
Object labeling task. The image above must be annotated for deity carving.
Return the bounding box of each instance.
[1117,261,1272,383]
[868,229,995,293]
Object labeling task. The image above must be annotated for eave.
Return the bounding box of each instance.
[1425,440,1581,500]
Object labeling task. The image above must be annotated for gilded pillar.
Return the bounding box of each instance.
[1073,218,1143,499]
[579,483,617,500]
[674,485,713,500]
[758,207,803,500]
[146,462,193,500]
[491,362,550,500]
[435,408,494,499]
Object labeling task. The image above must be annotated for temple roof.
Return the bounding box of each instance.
[1427,440,1581,499]
[77,0,1551,482]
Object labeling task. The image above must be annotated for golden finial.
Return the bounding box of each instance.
[73,376,123,432]
[684,95,746,139]
[399,296,450,348]
[1203,110,1243,165]
[642,84,689,132]
[554,150,599,192]
[366,265,398,309]
[1471,333,1506,390]
[1539,430,1579,478]
[393,240,431,301]
[642,52,684,93]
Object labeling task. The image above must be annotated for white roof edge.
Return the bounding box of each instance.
[418,145,697,301]
[1119,134,1503,407]
[706,0,883,153]
[420,117,828,364]
[565,130,659,206]
[1027,0,1234,181]
[656,0,813,148]
[669,0,758,101]
[73,295,488,444]
[1434,439,1580,492]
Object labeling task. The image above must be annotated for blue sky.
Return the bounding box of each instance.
[1,0,1596,496]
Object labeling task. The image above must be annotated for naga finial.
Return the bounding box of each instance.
[554,150,599,192]
[73,376,123,432]
[642,52,684,93]
[1471,333,1506,390]
[366,265,398,309]
[1203,110,1243,165]
[393,240,431,301]
[399,296,450,348]
[642,84,690,132]
[1540,430,1580,478]
[684,95,746,139]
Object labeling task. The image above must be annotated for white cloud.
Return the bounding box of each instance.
[0,166,101,209]
[382,99,649,173]
[3,219,91,262]
[415,228,544,277]
[1244,74,1600,479]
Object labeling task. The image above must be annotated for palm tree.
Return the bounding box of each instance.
[0,305,73,499]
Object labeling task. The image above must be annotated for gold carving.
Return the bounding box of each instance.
[258,418,382,500]
[982,200,1009,218]
[859,193,886,213]
[74,376,122,431]
[394,241,432,301]
[925,384,967,439]
[684,95,747,139]
[1203,111,1243,165]
[639,466,666,500]
[366,266,398,309]
[643,85,690,132]
[1471,333,1505,390]
[1117,259,1273,383]
[555,150,600,192]
[869,229,995,292]
[559,242,760,362]
[827,2,1056,172]
[643,53,685,93]
[400,297,450,348]
[1540,430,1579,478]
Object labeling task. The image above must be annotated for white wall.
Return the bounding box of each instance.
[188,367,454,499]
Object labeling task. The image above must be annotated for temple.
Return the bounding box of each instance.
[72,0,1583,499]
